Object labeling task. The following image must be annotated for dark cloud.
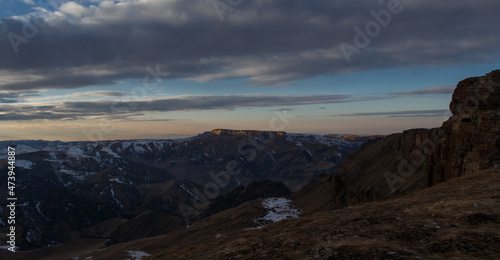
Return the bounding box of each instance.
[0,94,384,120]
[0,0,498,91]
[268,108,296,112]
[389,85,455,96]
[0,92,22,103]
[73,91,126,97]
[0,73,123,91]
[335,109,449,117]
[0,91,39,103]
[0,112,79,120]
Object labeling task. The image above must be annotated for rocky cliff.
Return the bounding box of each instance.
[334,70,500,205]
[432,71,500,183]
[297,70,500,209]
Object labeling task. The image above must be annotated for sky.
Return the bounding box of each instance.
[0,0,499,141]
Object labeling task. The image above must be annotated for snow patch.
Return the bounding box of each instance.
[252,197,300,229]
[109,177,126,184]
[126,250,151,260]
[133,144,147,154]
[65,147,87,157]
[304,149,313,159]
[16,160,33,169]
[179,183,201,202]
[36,202,49,221]
[100,147,121,158]
[59,169,96,180]
[13,144,38,154]
[49,152,57,160]
[286,133,353,147]
[119,142,133,152]
[110,186,124,209]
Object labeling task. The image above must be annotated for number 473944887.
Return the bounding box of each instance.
[7,146,16,196]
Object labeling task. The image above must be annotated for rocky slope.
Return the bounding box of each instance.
[299,70,500,208]
[151,168,500,260]
[157,129,367,192]
[5,167,498,260]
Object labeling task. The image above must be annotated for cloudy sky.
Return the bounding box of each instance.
[0,0,499,141]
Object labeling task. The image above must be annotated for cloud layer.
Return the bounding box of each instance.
[0,93,384,120]
[0,0,495,127]
[335,109,449,118]
[1,0,499,93]
[389,85,455,96]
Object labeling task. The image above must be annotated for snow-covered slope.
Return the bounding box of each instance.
[0,130,374,249]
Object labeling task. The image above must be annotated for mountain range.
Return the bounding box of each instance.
[1,70,499,259]
[0,127,376,250]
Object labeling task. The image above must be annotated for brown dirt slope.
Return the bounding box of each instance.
[1,198,269,260]
[5,167,498,260]
[151,167,500,260]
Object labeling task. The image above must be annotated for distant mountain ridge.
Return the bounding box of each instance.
[210,129,286,137]
[0,130,374,249]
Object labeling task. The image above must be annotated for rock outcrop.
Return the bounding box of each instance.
[433,71,500,183]
[321,70,500,206]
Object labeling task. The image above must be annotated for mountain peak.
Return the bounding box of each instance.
[209,129,286,137]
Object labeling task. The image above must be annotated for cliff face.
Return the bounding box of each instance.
[433,71,500,183]
[328,70,500,206]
